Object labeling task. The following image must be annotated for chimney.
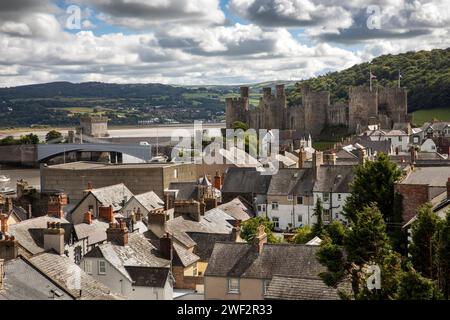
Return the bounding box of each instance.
[358,148,366,166]
[164,193,174,210]
[148,208,167,238]
[253,225,267,254]
[231,221,241,242]
[106,221,129,246]
[43,222,65,255]
[175,200,202,222]
[47,195,65,219]
[0,214,9,234]
[298,147,307,168]
[99,205,114,223]
[313,151,323,179]
[324,152,337,166]
[213,171,222,190]
[87,181,93,190]
[205,197,217,211]
[447,178,450,200]
[135,207,142,221]
[0,235,19,261]
[84,211,92,225]
[159,233,172,261]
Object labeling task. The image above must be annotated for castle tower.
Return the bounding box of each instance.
[302,85,330,137]
[225,86,250,128]
[348,86,378,133]
[377,87,408,126]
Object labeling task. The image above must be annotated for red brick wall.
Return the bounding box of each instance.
[394,183,430,223]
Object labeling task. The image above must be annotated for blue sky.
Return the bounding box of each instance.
[0,0,449,86]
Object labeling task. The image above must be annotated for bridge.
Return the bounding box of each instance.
[37,143,152,162]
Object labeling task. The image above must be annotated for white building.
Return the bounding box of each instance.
[362,129,410,153]
[81,222,173,300]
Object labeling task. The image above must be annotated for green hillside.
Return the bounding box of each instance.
[288,48,450,113]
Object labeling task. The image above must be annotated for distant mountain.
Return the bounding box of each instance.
[288,47,450,112]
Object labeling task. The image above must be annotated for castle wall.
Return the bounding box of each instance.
[302,86,329,136]
[348,86,378,132]
[328,103,348,126]
[378,87,408,124]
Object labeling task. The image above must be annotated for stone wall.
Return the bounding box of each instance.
[302,85,330,136]
[378,87,408,124]
[348,86,378,132]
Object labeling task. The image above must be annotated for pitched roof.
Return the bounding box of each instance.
[188,232,233,261]
[133,191,164,211]
[216,197,255,221]
[205,243,326,280]
[313,165,355,193]
[29,252,123,300]
[267,168,306,195]
[264,275,350,300]
[73,219,109,246]
[400,166,450,186]
[0,256,73,300]
[222,167,272,195]
[173,242,200,267]
[124,266,170,288]
[8,216,70,255]
[8,205,28,222]
[168,182,199,201]
[84,233,170,283]
[90,183,133,212]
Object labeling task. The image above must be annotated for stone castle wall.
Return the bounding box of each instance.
[226,84,408,137]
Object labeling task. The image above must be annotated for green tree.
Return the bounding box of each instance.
[19,133,39,144]
[292,225,314,244]
[344,153,403,245]
[436,211,450,299]
[317,204,401,299]
[240,216,277,243]
[409,204,440,279]
[325,221,346,245]
[312,197,325,237]
[45,130,63,143]
[0,136,17,146]
[396,267,442,300]
[232,121,249,131]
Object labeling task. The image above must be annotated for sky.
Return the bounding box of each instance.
[0,0,450,87]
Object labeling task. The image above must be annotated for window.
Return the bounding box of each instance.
[296,196,303,205]
[337,194,342,201]
[98,260,107,275]
[271,202,278,210]
[263,280,270,294]
[287,195,293,202]
[257,204,266,212]
[272,217,280,228]
[84,260,92,274]
[228,278,240,294]
[398,136,402,142]
[323,192,330,203]
[323,209,331,222]
[88,205,94,212]
[413,136,419,143]
[297,215,303,223]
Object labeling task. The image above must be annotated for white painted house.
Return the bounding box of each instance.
[81,222,173,300]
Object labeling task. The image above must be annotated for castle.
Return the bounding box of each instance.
[225,84,409,137]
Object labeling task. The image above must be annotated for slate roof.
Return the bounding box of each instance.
[267,168,305,195]
[264,275,350,300]
[173,242,200,267]
[89,183,134,212]
[8,216,70,255]
[400,166,450,186]
[188,232,233,261]
[84,232,170,284]
[124,266,170,288]
[73,219,109,246]
[168,182,199,201]
[313,165,355,193]
[133,191,164,211]
[8,205,28,222]
[216,197,255,221]
[29,252,123,300]
[0,256,72,300]
[222,167,272,195]
[205,243,325,280]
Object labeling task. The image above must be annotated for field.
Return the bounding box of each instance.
[412,108,450,126]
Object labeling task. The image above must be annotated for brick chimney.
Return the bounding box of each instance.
[148,208,167,238]
[175,200,202,222]
[44,222,65,255]
[0,235,19,261]
[213,171,222,190]
[47,195,66,219]
[298,147,307,168]
[253,225,267,254]
[106,221,129,246]
[313,151,323,180]
[205,197,218,211]
[164,193,174,210]
[358,148,366,166]
[0,213,8,234]
[84,211,93,225]
[159,233,172,261]
[447,178,450,200]
[99,205,114,223]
